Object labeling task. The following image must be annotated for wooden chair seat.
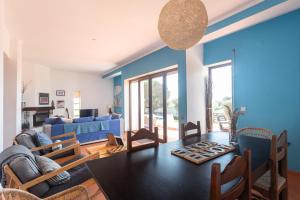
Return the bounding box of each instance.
[254,170,286,191]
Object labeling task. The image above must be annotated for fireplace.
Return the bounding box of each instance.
[33,111,49,127]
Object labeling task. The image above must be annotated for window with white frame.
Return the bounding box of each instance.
[73,91,81,118]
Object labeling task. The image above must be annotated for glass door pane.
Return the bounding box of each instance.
[210,65,232,132]
[140,80,150,129]
[130,81,139,130]
[151,76,164,141]
[166,71,179,142]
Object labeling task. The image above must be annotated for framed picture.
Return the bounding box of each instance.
[56,100,65,108]
[39,93,49,105]
[56,90,65,96]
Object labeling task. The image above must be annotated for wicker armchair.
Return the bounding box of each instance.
[14,131,80,164]
[0,185,90,200]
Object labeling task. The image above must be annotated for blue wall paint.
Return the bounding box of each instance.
[113,75,122,113]
[112,47,187,124]
[206,0,286,34]
[204,9,300,171]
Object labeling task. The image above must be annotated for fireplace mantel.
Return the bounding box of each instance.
[22,106,55,112]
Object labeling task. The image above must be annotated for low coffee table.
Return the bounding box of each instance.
[85,144,127,158]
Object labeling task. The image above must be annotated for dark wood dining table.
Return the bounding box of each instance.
[86,132,269,200]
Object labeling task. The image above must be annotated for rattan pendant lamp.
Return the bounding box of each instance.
[158,0,208,50]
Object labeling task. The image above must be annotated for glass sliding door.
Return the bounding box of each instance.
[166,71,179,142]
[151,76,165,142]
[139,79,150,129]
[129,69,179,143]
[130,81,139,130]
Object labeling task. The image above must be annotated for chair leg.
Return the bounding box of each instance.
[281,187,288,200]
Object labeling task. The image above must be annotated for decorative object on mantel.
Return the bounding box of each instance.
[56,90,65,96]
[108,107,113,115]
[39,93,49,105]
[56,100,65,108]
[158,0,208,50]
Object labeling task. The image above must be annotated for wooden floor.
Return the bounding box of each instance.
[81,142,300,200]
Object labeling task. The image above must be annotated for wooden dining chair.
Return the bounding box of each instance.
[253,130,288,200]
[210,149,252,200]
[127,128,159,152]
[181,121,201,139]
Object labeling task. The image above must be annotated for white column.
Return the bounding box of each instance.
[16,41,23,133]
[186,44,207,133]
[0,0,4,151]
[3,39,23,148]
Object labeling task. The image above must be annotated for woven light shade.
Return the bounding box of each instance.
[158,0,208,50]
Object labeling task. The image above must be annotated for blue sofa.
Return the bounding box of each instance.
[44,118,122,144]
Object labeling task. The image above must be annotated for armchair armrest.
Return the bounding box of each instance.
[51,132,76,140]
[20,152,99,191]
[30,137,77,152]
[43,143,81,163]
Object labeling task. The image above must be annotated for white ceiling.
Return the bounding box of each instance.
[3,0,294,73]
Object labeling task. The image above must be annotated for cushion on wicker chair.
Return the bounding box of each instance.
[254,170,286,191]
[42,165,92,198]
[15,131,40,155]
[9,157,50,197]
[35,132,53,154]
[35,155,71,186]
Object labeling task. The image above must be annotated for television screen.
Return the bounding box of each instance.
[80,109,98,117]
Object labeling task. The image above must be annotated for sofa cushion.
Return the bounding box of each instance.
[73,117,94,123]
[95,115,111,121]
[35,132,53,154]
[35,155,71,186]
[45,117,65,125]
[9,157,50,197]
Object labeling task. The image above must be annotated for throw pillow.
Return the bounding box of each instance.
[9,157,50,197]
[111,113,122,119]
[35,132,53,154]
[35,155,71,186]
[95,115,111,121]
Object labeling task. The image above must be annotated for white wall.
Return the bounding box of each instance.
[3,39,23,148]
[22,63,114,126]
[186,44,207,133]
[50,68,113,117]
[0,0,4,151]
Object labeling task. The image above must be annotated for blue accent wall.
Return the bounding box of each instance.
[204,9,300,171]
[112,47,187,124]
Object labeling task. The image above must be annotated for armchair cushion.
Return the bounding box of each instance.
[15,131,40,155]
[42,165,92,198]
[9,157,50,197]
[35,155,71,186]
[35,132,53,154]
